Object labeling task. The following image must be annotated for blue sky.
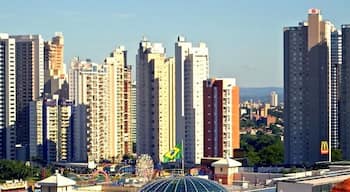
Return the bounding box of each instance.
[1,0,349,87]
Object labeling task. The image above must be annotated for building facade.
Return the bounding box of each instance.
[44,33,66,97]
[175,36,209,165]
[203,78,240,158]
[136,38,176,162]
[0,34,16,159]
[29,99,43,161]
[105,46,132,160]
[11,35,44,155]
[130,81,136,153]
[330,28,342,150]
[270,91,278,107]
[284,9,334,165]
[69,60,108,162]
[340,25,350,160]
[29,97,73,162]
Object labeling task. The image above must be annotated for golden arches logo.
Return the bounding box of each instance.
[320,141,329,155]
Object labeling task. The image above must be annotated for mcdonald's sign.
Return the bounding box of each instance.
[320,141,329,155]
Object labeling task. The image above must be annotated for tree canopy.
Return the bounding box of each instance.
[241,133,284,166]
[0,160,39,182]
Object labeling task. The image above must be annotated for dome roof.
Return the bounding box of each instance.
[139,176,228,192]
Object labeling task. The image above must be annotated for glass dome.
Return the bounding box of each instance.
[139,176,228,192]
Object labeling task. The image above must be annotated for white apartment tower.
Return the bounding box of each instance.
[69,60,108,162]
[0,34,16,159]
[175,36,209,165]
[136,38,176,162]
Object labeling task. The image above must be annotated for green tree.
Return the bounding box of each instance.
[240,119,256,128]
[0,160,39,183]
[258,141,284,165]
[332,149,343,162]
[247,151,260,166]
[240,133,284,166]
[270,124,281,135]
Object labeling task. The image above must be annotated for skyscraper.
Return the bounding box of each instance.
[105,46,132,159]
[11,34,44,154]
[284,9,334,165]
[45,32,65,78]
[175,36,209,165]
[130,81,136,153]
[203,78,240,158]
[330,28,342,150]
[0,34,16,159]
[270,91,278,107]
[136,38,176,162]
[340,25,350,159]
[175,36,192,148]
[30,97,73,162]
[29,99,43,161]
[44,33,66,97]
[69,60,108,162]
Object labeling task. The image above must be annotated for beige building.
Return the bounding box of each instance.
[69,60,109,162]
[211,158,241,185]
[105,46,132,160]
[270,91,278,107]
[45,32,65,78]
[136,38,176,162]
[29,97,73,162]
[44,32,66,96]
[29,99,43,161]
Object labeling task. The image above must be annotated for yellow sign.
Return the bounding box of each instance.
[320,141,329,155]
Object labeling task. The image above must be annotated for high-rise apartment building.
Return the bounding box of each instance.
[330,28,342,150]
[11,34,44,154]
[340,25,350,159]
[105,46,132,159]
[29,97,73,162]
[203,78,240,158]
[29,99,43,161]
[69,60,108,162]
[0,34,16,159]
[130,81,136,153]
[284,9,334,165]
[136,38,176,162]
[270,91,278,107]
[175,36,209,165]
[44,33,66,97]
[43,98,72,162]
[45,32,64,78]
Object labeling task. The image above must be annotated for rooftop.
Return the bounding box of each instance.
[37,171,76,187]
[211,158,242,167]
[282,169,350,186]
